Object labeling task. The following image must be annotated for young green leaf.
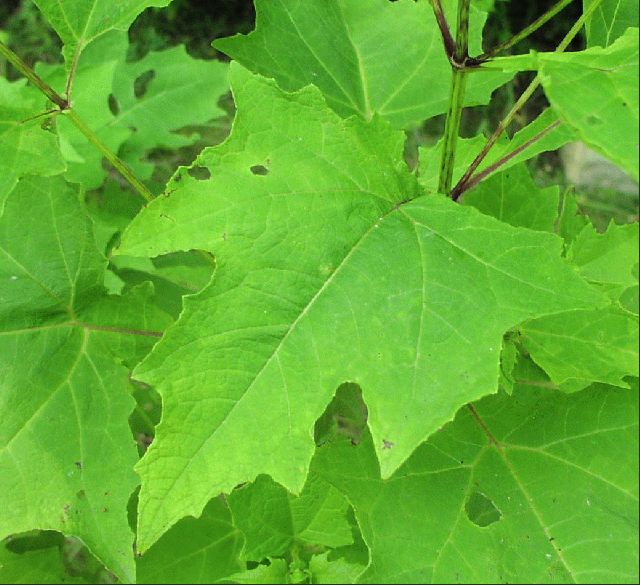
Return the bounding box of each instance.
[119,65,603,551]
[214,0,512,128]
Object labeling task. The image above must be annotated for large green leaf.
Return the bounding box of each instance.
[584,0,639,47]
[0,78,66,208]
[497,28,639,180]
[0,176,171,583]
[118,65,602,551]
[214,0,512,128]
[32,0,172,70]
[313,381,639,583]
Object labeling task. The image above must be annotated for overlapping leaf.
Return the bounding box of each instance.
[521,222,639,391]
[137,498,244,584]
[32,0,172,69]
[0,543,87,584]
[0,78,65,208]
[214,0,512,128]
[497,28,639,180]
[228,473,353,561]
[36,32,228,190]
[312,381,639,583]
[462,163,560,232]
[118,65,603,551]
[418,108,577,194]
[0,176,172,582]
[584,0,639,47]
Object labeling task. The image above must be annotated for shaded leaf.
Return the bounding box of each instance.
[584,0,639,47]
[228,474,353,561]
[137,498,244,584]
[0,176,171,582]
[462,163,560,232]
[313,381,639,583]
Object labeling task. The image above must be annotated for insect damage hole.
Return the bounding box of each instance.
[250,164,269,176]
[465,491,502,527]
[188,166,211,180]
[134,70,155,98]
[108,94,120,116]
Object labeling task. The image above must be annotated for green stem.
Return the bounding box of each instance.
[0,39,154,204]
[451,0,604,199]
[478,0,577,60]
[0,40,68,109]
[66,110,154,203]
[438,0,471,195]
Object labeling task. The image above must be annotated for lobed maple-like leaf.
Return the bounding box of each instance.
[118,65,603,551]
[214,0,512,128]
[313,381,639,583]
[0,176,172,582]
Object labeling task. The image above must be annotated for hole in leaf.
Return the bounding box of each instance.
[134,70,156,98]
[314,383,368,446]
[250,164,269,176]
[108,94,120,116]
[465,491,502,527]
[188,166,211,181]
